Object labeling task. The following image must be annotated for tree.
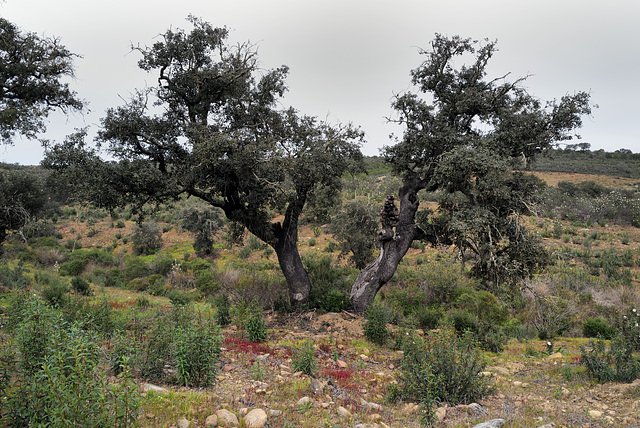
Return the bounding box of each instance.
[350,35,592,313]
[0,17,84,144]
[0,168,47,254]
[43,17,363,305]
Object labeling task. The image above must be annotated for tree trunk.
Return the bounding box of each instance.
[273,230,311,305]
[350,179,422,314]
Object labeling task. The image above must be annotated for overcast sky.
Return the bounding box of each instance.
[1,0,639,165]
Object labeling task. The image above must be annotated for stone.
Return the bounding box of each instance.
[297,396,313,406]
[311,379,324,395]
[177,418,190,428]
[548,352,563,359]
[360,354,370,361]
[337,359,348,368]
[244,409,268,428]
[268,410,282,417]
[215,409,239,427]
[337,406,352,418]
[204,414,218,427]
[142,383,169,394]
[468,403,488,417]
[435,406,447,421]
[588,410,603,419]
[472,419,505,428]
[222,365,234,372]
[239,408,248,417]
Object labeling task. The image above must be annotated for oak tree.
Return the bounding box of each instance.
[0,17,83,144]
[44,17,363,305]
[350,35,592,313]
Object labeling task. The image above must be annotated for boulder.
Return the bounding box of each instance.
[244,409,267,428]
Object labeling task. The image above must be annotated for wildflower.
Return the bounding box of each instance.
[547,342,552,347]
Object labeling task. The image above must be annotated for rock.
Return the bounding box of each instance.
[177,418,190,428]
[297,396,313,407]
[468,403,488,417]
[204,414,218,427]
[337,359,348,368]
[473,419,505,428]
[244,409,268,428]
[370,413,381,421]
[311,379,324,395]
[360,354,370,361]
[337,406,352,418]
[222,365,234,372]
[588,410,603,419]
[435,406,447,421]
[142,383,169,394]
[548,352,563,359]
[268,409,282,417]
[239,408,248,417]
[215,409,239,427]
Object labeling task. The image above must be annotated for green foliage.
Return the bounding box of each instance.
[292,340,317,377]
[213,293,231,326]
[40,277,69,308]
[70,276,92,296]
[113,306,221,387]
[581,335,640,383]
[180,206,224,256]
[329,199,379,269]
[132,221,163,255]
[173,306,222,387]
[304,255,353,312]
[246,300,268,343]
[0,17,84,144]
[363,302,390,346]
[58,258,88,276]
[583,317,615,339]
[397,328,492,405]
[4,298,139,426]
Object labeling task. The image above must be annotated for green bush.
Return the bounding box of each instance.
[58,258,88,276]
[132,221,163,255]
[581,335,640,383]
[123,257,149,282]
[292,340,317,377]
[70,276,92,296]
[363,303,389,346]
[415,307,443,331]
[213,294,231,326]
[195,270,220,295]
[583,317,615,339]
[41,278,69,308]
[304,255,353,312]
[397,328,493,406]
[246,300,268,343]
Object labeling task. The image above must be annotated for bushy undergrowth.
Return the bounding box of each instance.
[292,339,317,377]
[393,328,493,425]
[113,305,221,387]
[1,294,140,426]
[363,302,390,345]
[304,255,354,312]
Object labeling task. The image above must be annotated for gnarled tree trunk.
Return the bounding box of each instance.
[350,179,423,314]
[273,228,311,304]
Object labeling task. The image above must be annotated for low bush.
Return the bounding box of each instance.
[583,317,615,339]
[213,293,231,326]
[71,276,92,296]
[292,340,317,377]
[246,300,268,343]
[304,255,354,312]
[581,335,640,383]
[363,302,390,346]
[396,328,493,424]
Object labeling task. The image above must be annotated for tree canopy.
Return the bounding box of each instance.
[350,35,593,313]
[43,16,363,304]
[0,17,84,144]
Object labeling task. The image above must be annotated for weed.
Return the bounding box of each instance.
[251,359,266,381]
[214,293,231,326]
[292,340,317,377]
[363,302,389,346]
[246,300,268,343]
[70,276,92,296]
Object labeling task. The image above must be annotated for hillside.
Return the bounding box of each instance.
[2,155,640,427]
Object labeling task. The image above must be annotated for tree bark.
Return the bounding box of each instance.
[273,231,311,305]
[350,179,422,314]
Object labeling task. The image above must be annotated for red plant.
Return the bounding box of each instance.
[108,300,135,310]
[322,368,354,388]
[223,336,272,355]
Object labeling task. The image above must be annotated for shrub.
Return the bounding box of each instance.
[304,255,353,312]
[292,340,317,377]
[213,294,231,326]
[58,258,88,276]
[123,257,149,282]
[246,300,268,343]
[397,328,493,406]
[131,221,163,255]
[41,278,69,308]
[581,335,640,383]
[195,270,220,295]
[583,317,615,339]
[70,276,92,296]
[363,302,389,346]
[415,307,443,331]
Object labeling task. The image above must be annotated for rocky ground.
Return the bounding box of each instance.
[134,311,640,428]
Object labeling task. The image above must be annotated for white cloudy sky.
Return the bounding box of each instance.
[1,0,639,164]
